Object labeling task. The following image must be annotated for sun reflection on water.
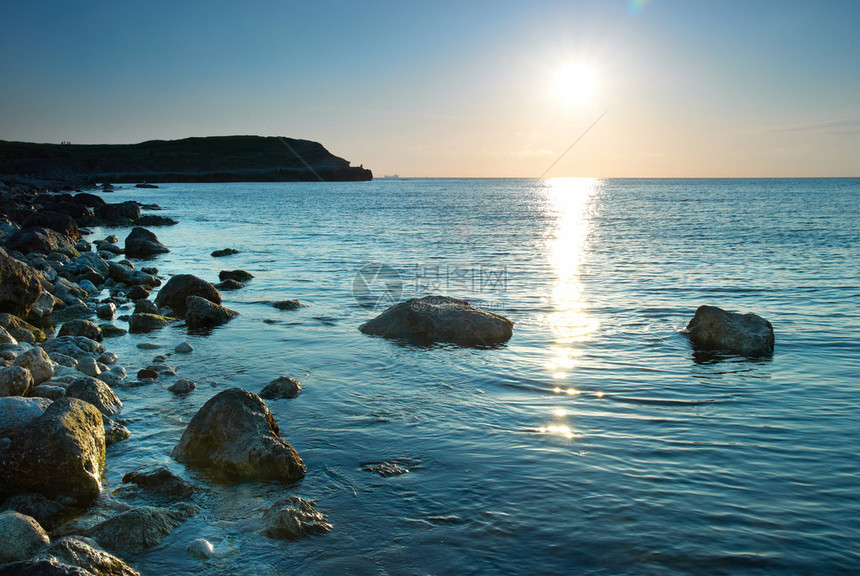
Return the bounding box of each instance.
[544,177,601,381]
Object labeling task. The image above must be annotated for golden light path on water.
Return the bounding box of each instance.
[539,177,601,440]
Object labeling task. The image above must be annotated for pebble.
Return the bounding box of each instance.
[168,379,196,395]
[175,342,194,354]
[186,538,216,559]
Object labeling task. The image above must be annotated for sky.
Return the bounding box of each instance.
[1,0,859,178]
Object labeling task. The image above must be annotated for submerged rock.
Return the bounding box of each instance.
[124,227,169,258]
[128,313,172,333]
[0,398,105,505]
[260,496,331,540]
[89,504,198,553]
[168,379,196,395]
[359,295,514,346]
[121,465,196,500]
[186,538,217,559]
[0,510,50,563]
[214,279,244,291]
[154,274,221,316]
[171,387,305,482]
[184,295,238,329]
[273,299,302,311]
[683,305,774,357]
[211,248,239,258]
[218,270,253,283]
[259,376,301,399]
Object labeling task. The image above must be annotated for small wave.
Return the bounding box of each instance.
[609,396,717,407]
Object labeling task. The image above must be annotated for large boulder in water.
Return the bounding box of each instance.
[359,295,514,346]
[0,398,105,505]
[683,305,774,357]
[124,227,169,258]
[184,295,238,329]
[0,248,43,318]
[171,388,305,482]
[154,274,221,316]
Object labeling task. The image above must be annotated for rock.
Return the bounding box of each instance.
[135,182,159,189]
[0,493,65,531]
[273,299,303,311]
[259,376,301,399]
[96,303,115,320]
[135,342,161,350]
[32,384,66,400]
[71,252,110,278]
[126,285,150,301]
[683,305,775,357]
[184,295,239,329]
[46,537,140,576]
[214,279,244,291]
[0,510,50,563]
[0,365,33,397]
[48,304,95,324]
[137,369,158,380]
[41,336,105,361]
[128,313,172,333]
[0,397,52,437]
[74,240,91,252]
[89,504,198,553]
[22,211,80,240]
[0,558,93,575]
[75,357,102,378]
[95,201,140,224]
[0,325,17,345]
[121,465,196,499]
[98,367,126,388]
[78,279,99,295]
[154,275,221,317]
[12,346,53,385]
[58,319,102,342]
[124,227,169,258]
[359,295,514,346]
[211,248,239,258]
[260,496,332,540]
[218,270,254,283]
[48,352,78,368]
[103,417,130,446]
[99,324,127,339]
[132,299,159,315]
[0,398,105,505]
[186,538,216,559]
[29,291,59,320]
[106,262,160,289]
[174,341,193,354]
[4,227,78,257]
[168,379,195,395]
[171,388,305,482]
[0,247,42,318]
[0,313,47,343]
[66,377,122,417]
[97,352,117,365]
[135,215,177,227]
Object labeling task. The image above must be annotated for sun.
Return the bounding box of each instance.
[554,64,597,106]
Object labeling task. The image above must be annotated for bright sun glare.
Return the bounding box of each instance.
[554,64,597,106]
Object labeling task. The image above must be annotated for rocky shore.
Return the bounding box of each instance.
[0,180,327,574]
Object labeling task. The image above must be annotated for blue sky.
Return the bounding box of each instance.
[2,0,858,177]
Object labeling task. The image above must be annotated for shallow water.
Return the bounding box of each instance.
[82,178,859,574]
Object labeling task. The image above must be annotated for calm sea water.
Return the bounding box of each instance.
[83,178,859,575]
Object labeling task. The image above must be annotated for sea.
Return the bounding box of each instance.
[80,177,859,575]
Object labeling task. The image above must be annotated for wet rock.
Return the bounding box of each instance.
[106,262,160,289]
[0,510,50,563]
[0,557,93,575]
[46,536,141,576]
[95,201,140,224]
[132,299,159,315]
[0,365,33,396]
[29,291,60,320]
[168,379,195,395]
[58,319,102,342]
[273,299,302,311]
[171,387,305,482]
[97,352,117,365]
[12,346,54,385]
[211,248,239,258]
[104,417,130,445]
[0,313,47,343]
[154,275,221,317]
[121,465,196,499]
[128,313,172,333]
[0,325,17,345]
[124,227,169,258]
[135,342,161,350]
[49,352,78,368]
[126,285,150,301]
[359,295,514,346]
[99,324,127,338]
[259,376,301,399]
[683,305,775,357]
[174,341,193,354]
[361,460,416,477]
[4,226,78,257]
[98,367,127,388]
[78,279,99,295]
[89,504,198,553]
[96,303,116,320]
[0,397,52,436]
[260,496,332,540]
[186,538,216,559]
[218,270,254,283]
[75,357,102,378]
[0,493,65,532]
[214,279,244,291]
[48,304,95,324]
[184,295,238,329]
[0,398,105,505]
[32,384,66,400]
[0,248,43,318]
[66,377,122,417]
[135,215,177,227]
[71,252,110,278]
[41,336,105,361]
